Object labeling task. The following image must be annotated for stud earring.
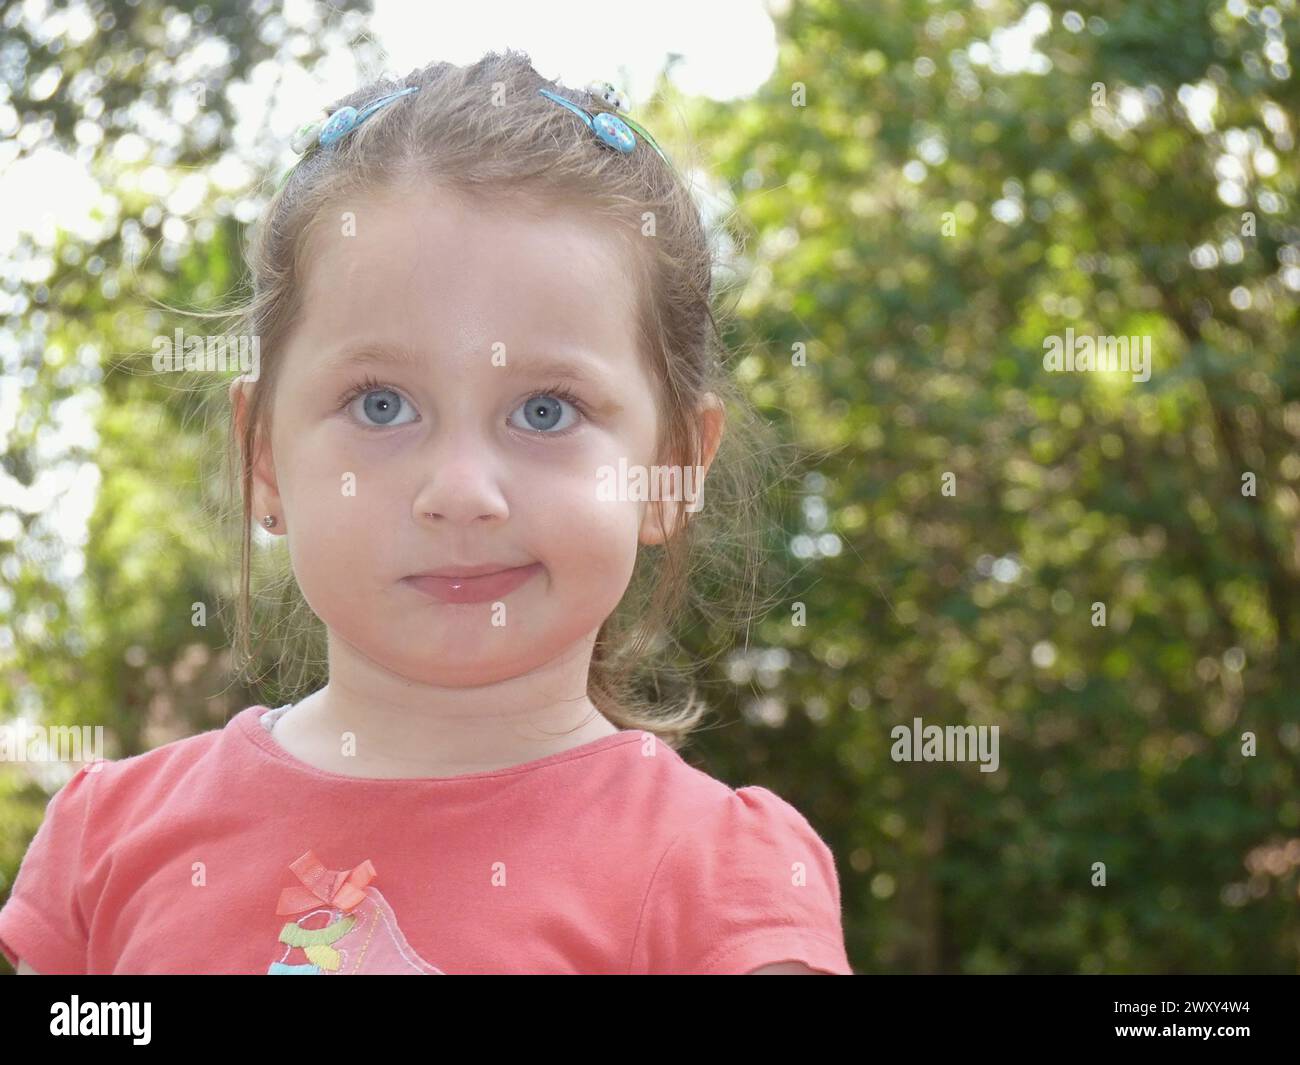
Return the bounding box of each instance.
[262,515,278,529]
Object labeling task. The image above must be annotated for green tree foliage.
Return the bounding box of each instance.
[679,0,1299,973]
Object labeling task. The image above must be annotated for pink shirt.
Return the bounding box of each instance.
[0,704,853,974]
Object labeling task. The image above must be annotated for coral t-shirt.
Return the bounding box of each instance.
[0,704,853,975]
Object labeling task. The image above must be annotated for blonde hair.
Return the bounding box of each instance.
[210,50,788,751]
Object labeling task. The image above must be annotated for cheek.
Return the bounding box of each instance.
[276,442,404,599]
[532,497,640,640]
[280,433,405,518]
[518,463,643,577]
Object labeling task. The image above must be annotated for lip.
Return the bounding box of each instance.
[415,563,528,579]
[401,563,544,604]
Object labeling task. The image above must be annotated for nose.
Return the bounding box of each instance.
[411,432,510,526]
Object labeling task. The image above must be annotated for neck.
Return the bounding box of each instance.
[272,630,620,779]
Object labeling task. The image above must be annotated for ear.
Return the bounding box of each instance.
[638,392,725,546]
[229,374,283,533]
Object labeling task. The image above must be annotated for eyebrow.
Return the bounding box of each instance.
[322,344,425,371]
[320,343,615,386]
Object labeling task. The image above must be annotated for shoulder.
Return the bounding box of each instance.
[656,783,843,904]
[632,738,816,829]
[0,709,251,975]
[70,711,240,835]
[630,745,839,886]
[624,744,838,868]
[629,776,853,975]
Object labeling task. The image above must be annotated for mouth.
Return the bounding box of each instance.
[401,563,544,604]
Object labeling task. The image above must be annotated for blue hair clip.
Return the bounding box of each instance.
[538,84,676,174]
[290,85,419,155]
[276,81,675,195]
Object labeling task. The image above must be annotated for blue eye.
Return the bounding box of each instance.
[346,386,416,428]
[510,392,581,433]
[337,380,585,434]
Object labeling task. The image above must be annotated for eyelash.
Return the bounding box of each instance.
[335,375,589,434]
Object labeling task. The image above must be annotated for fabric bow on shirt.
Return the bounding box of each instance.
[275,850,376,916]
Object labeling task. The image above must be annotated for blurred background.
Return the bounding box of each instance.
[0,0,1297,974]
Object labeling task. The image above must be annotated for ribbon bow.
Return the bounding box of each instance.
[275,850,377,916]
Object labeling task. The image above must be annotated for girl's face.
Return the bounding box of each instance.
[240,188,712,688]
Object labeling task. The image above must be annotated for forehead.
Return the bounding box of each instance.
[290,186,645,375]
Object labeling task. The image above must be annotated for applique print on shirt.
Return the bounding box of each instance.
[267,850,443,974]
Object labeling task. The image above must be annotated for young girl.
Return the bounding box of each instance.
[0,51,852,976]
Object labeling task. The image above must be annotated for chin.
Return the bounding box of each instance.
[383,653,550,688]
[368,622,562,678]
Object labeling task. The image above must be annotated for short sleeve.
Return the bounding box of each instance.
[631,785,853,974]
[0,763,100,974]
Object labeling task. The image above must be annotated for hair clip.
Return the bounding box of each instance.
[277,85,419,192]
[291,86,420,156]
[538,85,676,174]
